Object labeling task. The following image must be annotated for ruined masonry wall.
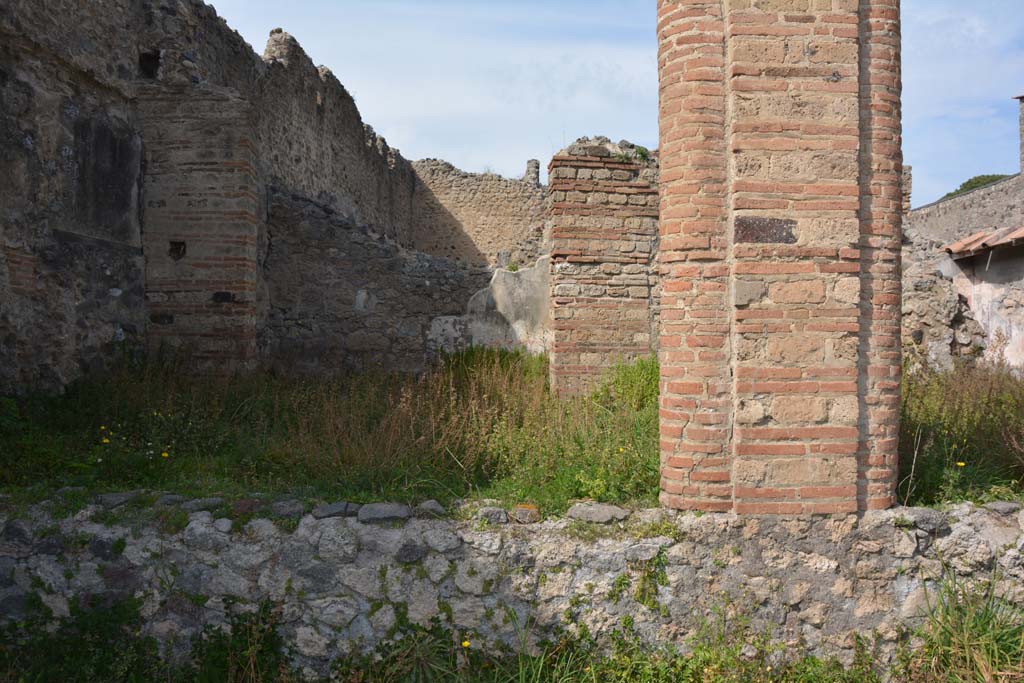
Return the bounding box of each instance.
[410,160,547,267]
[905,174,1024,247]
[656,0,903,514]
[1,0,514,389]
[0,21,145,394]
[902,97,1024,369]
[548,140,660,396]
[2,499,1023,679]
[260,192,491,373]
[256,32,418,243]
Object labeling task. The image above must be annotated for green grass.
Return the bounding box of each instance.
[0,350,659,515]
[895,572,1024,683]
[899,361,1024,507]
[4,350,1024,513]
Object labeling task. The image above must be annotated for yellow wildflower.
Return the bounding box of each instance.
[101,438,110,444]
[161,451,170,458]
[100,425,107,431]
[956,461,966,468]
[461,640,470,648]
[618,447,624,453]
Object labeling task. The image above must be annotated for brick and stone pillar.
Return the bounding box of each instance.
[548,139,660,396]
[657,0,902,513]
[138,85,263,371]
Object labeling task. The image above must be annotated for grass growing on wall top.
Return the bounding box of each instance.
[0,350,660,513]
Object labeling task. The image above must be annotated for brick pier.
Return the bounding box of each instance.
[656,0,903,513]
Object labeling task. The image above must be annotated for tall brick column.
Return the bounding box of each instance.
[138,86,263,370]
[657,0,902,513]
[548,139,660,396]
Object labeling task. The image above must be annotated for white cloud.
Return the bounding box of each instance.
[208,0,656,180]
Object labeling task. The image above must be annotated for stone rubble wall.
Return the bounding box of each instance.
[901,231,986,371]
[1,497,1022,680]
[260,191,491,373]
[547,138,660,396]
[411,159,547,267]
[0,18,146,394]
[905,174,1024,247]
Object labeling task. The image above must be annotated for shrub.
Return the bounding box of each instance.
[899,361,1024,506]
[895,573,1024,683]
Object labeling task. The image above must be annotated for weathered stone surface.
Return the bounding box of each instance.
[566,503,630,524]
[1,520,32,546]
[312,502,361,519]
[271,499,305,519]
[476,507,509,525]
[510,504,541,524]
[316,519,359,564]
[357,503,412,525]
[414,500,446,518]
[96,492,139,509]
[3,502,1024,677]
[181,498,224,513]
[985,501,1022,516]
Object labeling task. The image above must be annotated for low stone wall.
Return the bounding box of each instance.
[3,495,1022,680]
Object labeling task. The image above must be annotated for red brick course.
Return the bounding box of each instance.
[137,86,261,370]
[548,144,660,396]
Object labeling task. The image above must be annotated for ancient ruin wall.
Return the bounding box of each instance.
[255,32,418,243]
[411,160,547,267]
[656,0,903,514]
[1,0,518,388]
[3,497,1023,678]
[137,85,263,370]
[548,140,660,396]
[260,192,490,373]
[901,99,1024,369]
[905,174,1024,246]
[0,9,145,394]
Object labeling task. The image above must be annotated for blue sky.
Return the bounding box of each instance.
[209,0,1024,206]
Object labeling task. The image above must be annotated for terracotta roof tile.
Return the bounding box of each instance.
[943,226,1024,259]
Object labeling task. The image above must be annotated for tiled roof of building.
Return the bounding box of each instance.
[944,226,1024,260]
